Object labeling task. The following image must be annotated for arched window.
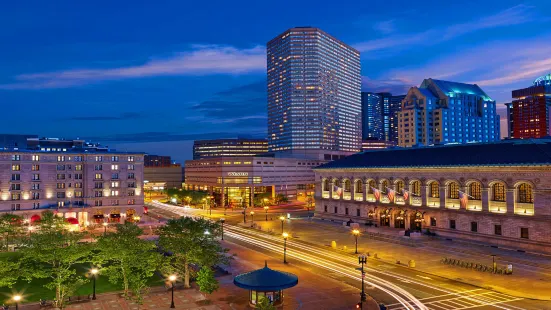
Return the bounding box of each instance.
[396,181,405,194]
[411,180,421,196]
[355,180,363,193]
[323,179,330,192]
[448,182,459,199]
[381,180,389,194]
[368,180,376,193]
[517,183,533,203]
[343,179,351,192]
[492,183,505,202]
[469,182,481,200]
[429,182,440,198]
[334,179,341,188]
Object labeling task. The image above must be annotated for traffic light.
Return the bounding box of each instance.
[355,302,362,309]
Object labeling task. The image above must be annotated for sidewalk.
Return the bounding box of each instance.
[247,217,551,300]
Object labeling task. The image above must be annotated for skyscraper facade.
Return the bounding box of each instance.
[505,73,551,139]
[267,27,362,154]
[398,79,500,147]
[361,92,383,140]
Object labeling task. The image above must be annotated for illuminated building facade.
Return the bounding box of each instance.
[314,139,551,253]
[398,79,500,147]
[0,150,145,225]
[193,138,268,160]
[184,156,323,207]
[505,73,551,139]
[267,27,362,154]
[361,138,396,151]
[361,92,383,140]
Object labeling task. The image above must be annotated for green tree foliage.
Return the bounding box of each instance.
[0,256,21,287]
[19,211,93,309]
[255,296,276,310]
[274,194,289,205]
[158,217,230,288]
[253,193,272,207]
[95,222,164,303]
[166,189,208,205]
[196,266,218,295]
[0,213,23,251]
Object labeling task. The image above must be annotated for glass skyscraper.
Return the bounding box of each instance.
[267,27,362,153]
[361,92,383,140]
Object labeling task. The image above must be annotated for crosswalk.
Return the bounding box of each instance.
[386,289,524,310]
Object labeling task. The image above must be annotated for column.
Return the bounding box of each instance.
[405,213,411,230]
[481,188,489,212]
[506,189,515,214]
[221,186,225,208]
[250,185,255,207]
[439,186,446,208]
[421,185,428,206]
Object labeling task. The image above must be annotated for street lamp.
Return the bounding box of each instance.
[90,268,99,300]
[250,211,255,227]
[28,226,34,236]
[169,274,177,308]
[13,294,21,310]
[279,215,285,234]
[352,229,360,254]
[264,206,269,221]
[220,218,225,240]
[358,254,368,309]
[102,222,108,236]
[282,232,289,264]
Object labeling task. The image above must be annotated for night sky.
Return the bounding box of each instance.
[1,0,550,163]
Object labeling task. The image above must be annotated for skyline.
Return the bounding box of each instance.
[1,0,550,163]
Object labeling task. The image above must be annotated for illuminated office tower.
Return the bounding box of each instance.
[267,27,362,155]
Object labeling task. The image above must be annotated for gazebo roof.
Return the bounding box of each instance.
[233,262,298,291]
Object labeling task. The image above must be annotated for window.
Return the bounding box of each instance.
[32,202,40,209]
[95,200,103,206]
[356,209,360,217]
[11,164,20,171]
[32,192,40,200]
[95,156,103,162]
[411,181,421,196]
[12,155,20,161]
[56,165,65,170]
[381,180,389,193]
[396,181,405,194]
[520,227,529,239]
[75,191,83,198]
[324,205,328,212]
[111,181,120,188]
[74,173,82,180]
[74,156,83,162]
[32,155,39,161]
[345,208,349,215]
[492,183,505,201]
[10,184,21,190]
[448,182,459,199]
[75,164,82,171]
[57,156,66,162]
[334,207,337,214]
[128,173,135,179]
[56,174,65,180]
[111,173,119,179]
[75,182,83,188]
[31,183,40,190]
[95,191,103,197]
[469,182,482,200]
[128,199,135,205]
[494,225,502,235]
[11,204,20,211]
[56,183,66,189]
[94,182,104,189]
[57,192,65,198]
[95,173,103,180]
[471,222,478,232]
[449,220,456,229]
[128,190,135,196]
[111,156,119,162]
[11,174,20,181]
[429,182,439,198]
[111,190,119,197]
[128,156,135,162]
[32,164,40,171]
[517,183,533,203]
[430,217,436,226]
[95,165,103,171]
[111,164,119,170]
[128,182,136,188]
[128,164,135,170]
[32,174,40,181]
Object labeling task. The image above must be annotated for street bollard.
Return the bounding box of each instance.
[374,253,379,259]
[408,260,415,268]
[331,241,337,249]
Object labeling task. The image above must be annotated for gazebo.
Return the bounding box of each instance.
[233,261,298,307]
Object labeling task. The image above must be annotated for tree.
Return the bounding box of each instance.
[158,217,230,288]
[196,266,219,295]
[274,194,288,205]
[0,213,23,251]
[0,257,21,287]
[95,222,164,302]
[19,211,93,309]
[256,296,276,310]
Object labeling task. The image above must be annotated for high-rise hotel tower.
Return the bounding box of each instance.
[267,27,362,156]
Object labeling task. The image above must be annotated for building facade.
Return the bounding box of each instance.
[267,27,362,153]
[144,164,183,189]
[361,138,396,151]
[193,138,268,160]
[314,139,551,254]
[0,150,145,225]
[361,92,383,140]
[505,73,551,139]
[145,155,172,167]
[398,79,500,147]
[184,156,324,207]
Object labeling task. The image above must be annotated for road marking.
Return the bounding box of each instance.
[416,275,432,280]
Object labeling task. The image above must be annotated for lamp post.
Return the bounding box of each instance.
[282,232,289,264]
[220,218,225,240]
[13,295,21,310]
[28,226,34,236]
[90,268,99,300]
[491,254,497,273]
[358,254,367,309]
[169,274,177,308]
[352,229,360,254]
[264,206,269,221]
[102,222,108,236]
[250,211,255,227]
[279,215,285,234]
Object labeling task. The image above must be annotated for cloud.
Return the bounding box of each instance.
[372,19,396,35]
[0,45,266,90]
[61,112,146,121]
[361,76,412,94]
[354,4,537,54]
[87,131,265,143]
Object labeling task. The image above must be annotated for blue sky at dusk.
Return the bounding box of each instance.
[1,0,550,163]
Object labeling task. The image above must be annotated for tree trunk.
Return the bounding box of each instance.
[122,266,129,297]
[184,262,190,288]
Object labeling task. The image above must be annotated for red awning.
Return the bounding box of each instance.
[143,206,148,214]
[30,214,41,223]
[66,217,79,225]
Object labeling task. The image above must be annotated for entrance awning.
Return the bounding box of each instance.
[66,217,79,225]
[30,214,41,223]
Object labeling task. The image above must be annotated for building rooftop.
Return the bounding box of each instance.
[534,73,551,86]
[233,262,298,291]
[423,79,493,101]
[315,138,551,169]
[0,149,145,155]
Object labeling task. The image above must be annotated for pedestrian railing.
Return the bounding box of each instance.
[440,257,513,275]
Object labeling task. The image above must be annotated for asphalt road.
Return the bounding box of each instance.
[147,201,551,310]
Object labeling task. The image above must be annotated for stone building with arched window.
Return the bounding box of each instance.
[314,139,551,254]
